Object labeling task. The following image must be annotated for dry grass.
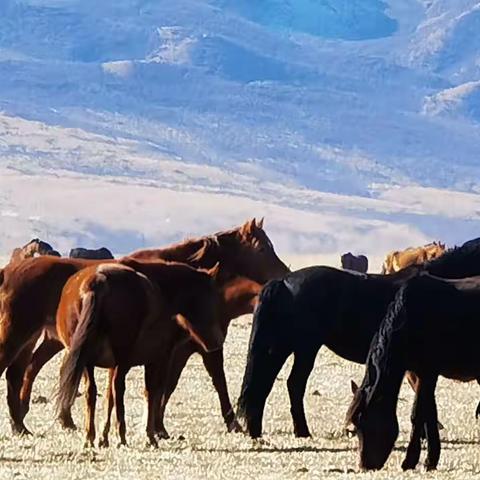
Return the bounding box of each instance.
[1,255,480,478]
[0,316,479,479]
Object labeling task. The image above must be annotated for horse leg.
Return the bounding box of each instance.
[287,346,318,438]
[201,347,240,432]
[402,375,432,470]
[240,347,291,438]
[20,336,64,424]
[145,362,164,448]
[6,340,38,435]
[155,342,194,439]
[99,368,115,448]
[84,366,97,448]
[406,370,443,433]
[113,365,129,447]
[423,376,440,471]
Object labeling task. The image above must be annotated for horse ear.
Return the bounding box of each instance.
[351,380,359,394]
[256,217,264,229]
[241,219,255,237]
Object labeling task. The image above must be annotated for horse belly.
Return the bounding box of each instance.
[93,339,116,368]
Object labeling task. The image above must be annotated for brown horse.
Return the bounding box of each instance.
[0,218,287,434]
[99,273,262,440]
[381,242,446,274]
[341,253,368,273]
[9,239,55,265]
[56,261,224,447]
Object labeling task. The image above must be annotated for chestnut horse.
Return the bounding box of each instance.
[0,218,287,434]
[56,261,224,447]
[347,273,480,471]
[381,242,446,274]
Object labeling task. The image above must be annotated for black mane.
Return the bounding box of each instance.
[362,286,408,402]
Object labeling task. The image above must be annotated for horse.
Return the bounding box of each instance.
[346,273,480,471]
[0,218,287,434]
[235,238,480,438]
[381,242,446,274]
[69,247,114,260]
[56,260,224,448]
[341,253,368,273]
[9,239,55,264]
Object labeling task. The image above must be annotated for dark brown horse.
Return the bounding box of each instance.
[346,273,480,471]
[56,261,224,447]
[341,252,368,273]
[0,218,287,434]
[69,247,114,259]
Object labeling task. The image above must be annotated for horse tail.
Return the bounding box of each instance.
[56,278,106,415]
[236,279,293,436]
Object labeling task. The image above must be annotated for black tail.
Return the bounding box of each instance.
[236,279,293,434]
[56,282,105,415]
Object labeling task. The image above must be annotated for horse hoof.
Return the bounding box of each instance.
[83,440,95,449]
[155,429,170,440]
[146,439,158,449]
[98,439,109,448]
[117,442,128,448]
[59,417,77,431]
[227,419,243,433]
[401,459,417,471]
[11,423,32,436]
[294,429,311,438]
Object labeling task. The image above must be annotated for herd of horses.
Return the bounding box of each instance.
[0,221,477,471]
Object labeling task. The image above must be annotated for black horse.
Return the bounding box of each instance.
[69,246,114,259]
[236,238,480,438]
[347,273,480,471]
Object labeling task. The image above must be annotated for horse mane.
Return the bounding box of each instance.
[362,286,409,403]
[187,236,220,264]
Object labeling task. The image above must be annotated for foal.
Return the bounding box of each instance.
[56,261,224,447]
[347,273,480,471]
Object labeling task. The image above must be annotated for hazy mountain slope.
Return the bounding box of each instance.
[0,0,479,258]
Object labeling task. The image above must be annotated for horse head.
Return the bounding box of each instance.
[346,377,399,471]
[216,218,289,284]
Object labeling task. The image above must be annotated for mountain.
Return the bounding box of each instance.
[1,0,479,269]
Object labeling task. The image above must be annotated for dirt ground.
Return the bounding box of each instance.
[0,315,480,480]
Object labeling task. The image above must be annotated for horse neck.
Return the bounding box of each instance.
[220,276,261,320]
[156,238,208,262]
[364,292,408,405]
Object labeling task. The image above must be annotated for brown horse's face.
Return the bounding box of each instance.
[235,218,289,283]
[175,275,224,352]
[347,388,398,471]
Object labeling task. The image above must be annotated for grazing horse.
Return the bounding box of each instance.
[0,218,287,434]
[341,253,368,273]
[56,261,224,447]
[9,239,55,264]
[346,273,480,471]
[236,238,480,438]
[381,242,446,274]
[69,247,114,260]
